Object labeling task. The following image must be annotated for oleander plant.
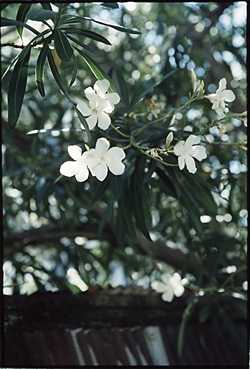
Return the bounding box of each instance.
[2,2,247,353]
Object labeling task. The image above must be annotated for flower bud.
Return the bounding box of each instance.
[165,131,174,148]
[191,69,196,91]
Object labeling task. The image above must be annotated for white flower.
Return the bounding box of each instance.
[207,78,235,116]
[88,138,126,181]
[85,79,120,112]
[155,273,185,302]
[174,135,207,174]
[60,145,100,182]
[77,95,111,130]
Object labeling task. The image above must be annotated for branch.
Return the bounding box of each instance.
[1,42,25,49]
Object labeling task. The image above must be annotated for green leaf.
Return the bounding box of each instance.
[66,34,96,54]
[73,46,117,93]
[98,196,113,236]
[41,3,52,11]
[128,83,144,112]
[101,3,119,9]
[118,186,137,241]
[54,29,73,62]
[109,173,123,200]
[138,70,177,101]
[69,54,78,87]
[46,46,72,102]
[73,105,91,142]
[116,68,129,109]
[1,17,40,35]
[16,3,32,39]
[36,37,50,97]
[8,44,31,129]
[130,173,151,240]
[26,9,56,22]
[91,176,110,205]
[62,27,111,45]
[183,171,218,215]
[60,15,141,35]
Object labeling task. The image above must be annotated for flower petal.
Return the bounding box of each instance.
[218,77,227,92]
[85,149,100,167]
[92,162,108,181]
[107,147,126,161]
[220,90,235,102]
[86,114,97,130]
[97,112,111,130]
[95,137,110,155]
[84,86,95,100]
[77,101,92,116]
[185,135,200,149]
[190,145,207,161]
[162,290,174,302]
[68,145,82,160]
[155,282,168,293]
[94,79,110,96]
[178,156,185,170]
[185,155,197,173]
[161,273,171,284]
[106,92,120,105]
[173,284,185,297]
[174,141,185,156]
[107,161,125,175]
[75,165,89,182]
[60,161,79,177]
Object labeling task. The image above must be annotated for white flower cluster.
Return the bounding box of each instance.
[60,79,125,182]
[60,137,125,182]
[59,75,237,181]
[77,79,120,130]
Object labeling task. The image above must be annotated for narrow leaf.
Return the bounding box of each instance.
[129,83,144,111]
[26,9,56,22]
[16,3,32,39]
[1,17,40,35]
[46,47,72,102]
[63,15,141,35]
[131,174,151,240]
[73,46,117,93]
[54,28,73,62]
[91,176,110,204]
[36,37,50,97]
[62,27,111,45]
[2,29,51,80]
[109,173,123,200]
[118,187,137,242]
[101,3,119,9]
[116,68,129,109]
[66,34,96,54]
[8,45,31,129]
[69,54,78,87]
[138,70,177,100]
[73,105,91,142]
[41,3,52,11]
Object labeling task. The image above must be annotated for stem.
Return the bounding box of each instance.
[110,122,130,138]
[54,3,64,29]
[133,94,204,138]
[130,138,178,167]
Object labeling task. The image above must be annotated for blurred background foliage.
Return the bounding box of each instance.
[2,0,247,317]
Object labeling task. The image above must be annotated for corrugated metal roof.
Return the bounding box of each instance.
[4,288,248,366]
[5,322,247,366]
